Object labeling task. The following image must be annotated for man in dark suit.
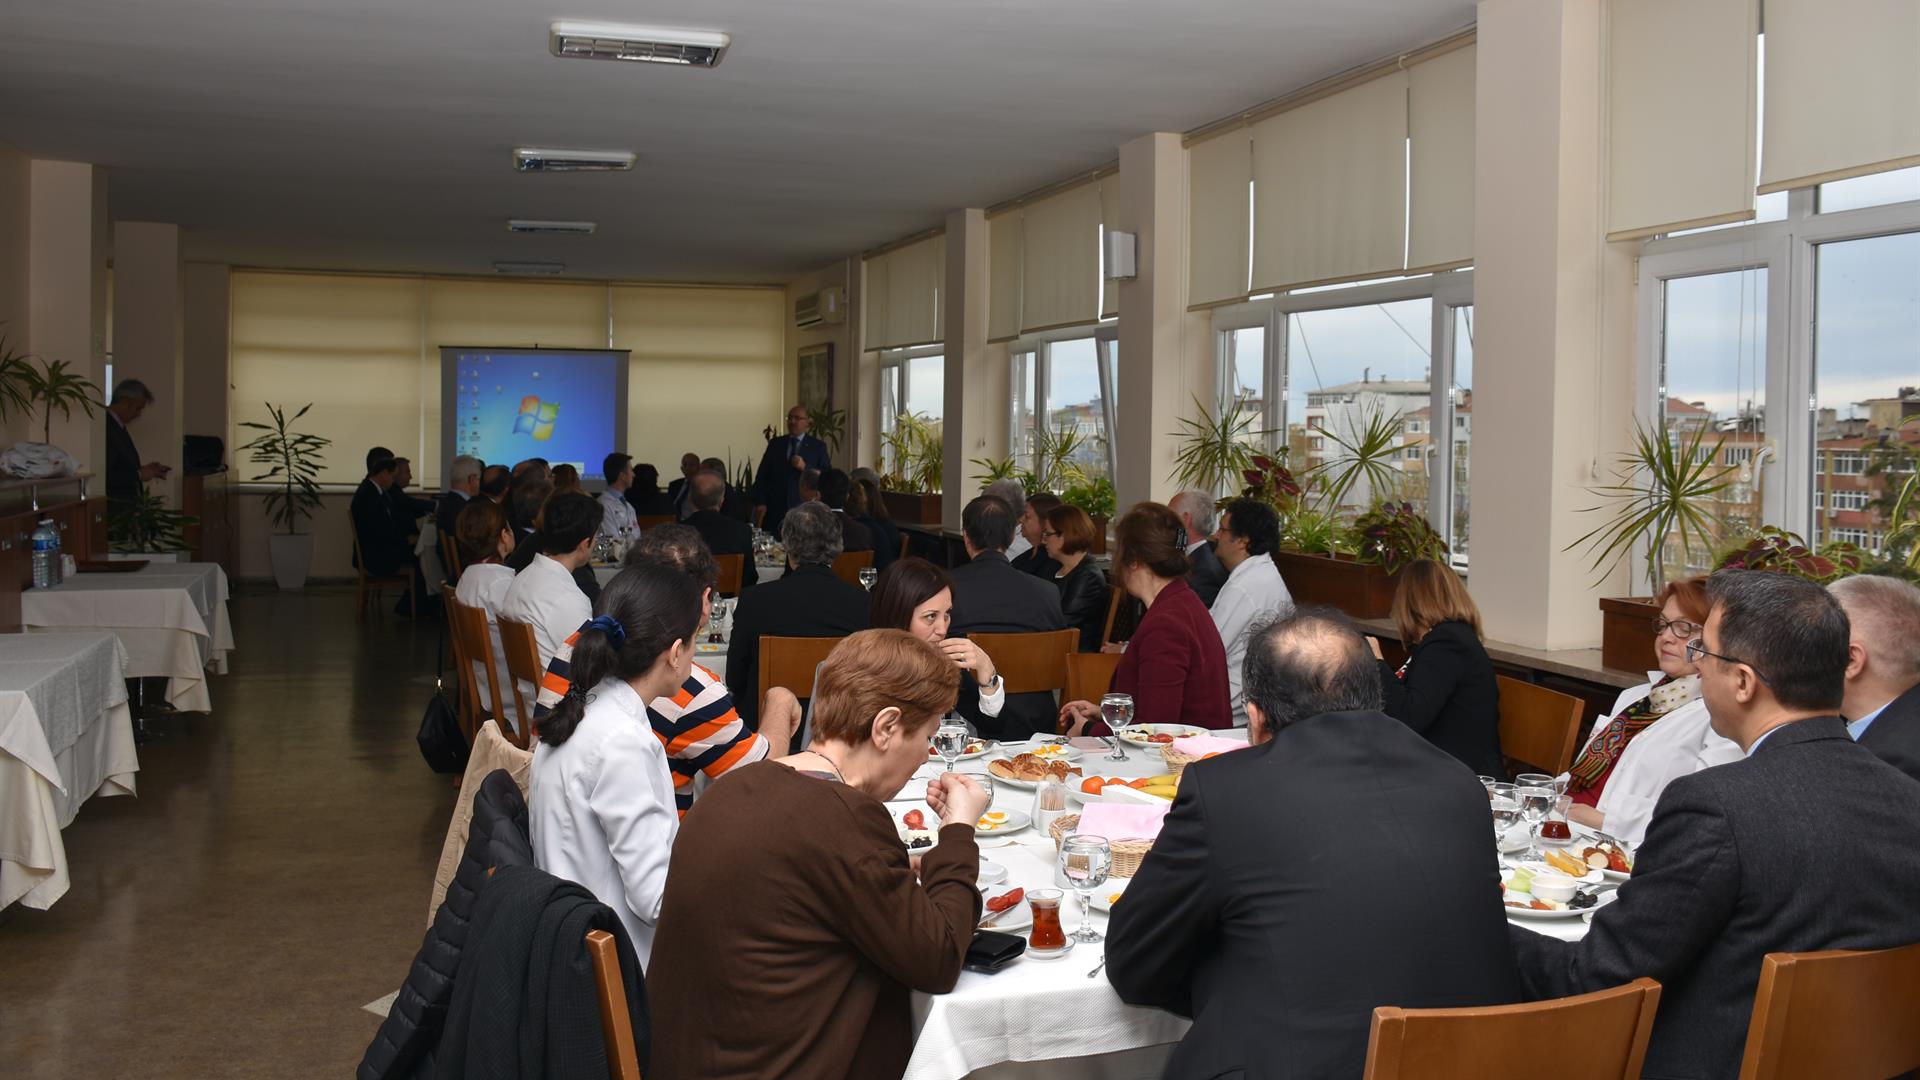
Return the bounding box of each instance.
[726,501,868,729]
[1107,609,1521,1078]
[478,463,512,504]
[436,454,482,540]
[1512,571,1920,1080]
[104,379,170,512]
[387,456,434,525]
[350,452,414,577]
[666,452,700,519]
[1171,489,1228,607]
[622,462,677,519]
[815,468,873,556]
[1831,574,1920,785]
[751,404,831,537]
[686,470,757,592]
[949,495,1066,740]
[701,456,753,523]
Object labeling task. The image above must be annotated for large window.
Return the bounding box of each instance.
[1005,330,1117,490]
[879,347,945,482]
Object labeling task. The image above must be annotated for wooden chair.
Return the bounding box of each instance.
[495,616,544,749]
[1496,675,1585,777]
[1066,651,1124,705]
[440,531,463,581]
[831,550,875,587]
[636,514,674,531]
[1737,943,1920,1080]
[449,590,511,739]
[440,587,479,742]
[757,635,844,712]
[898,531,911,563]
[1363,978,1662,1079]
[350,518,414,621]
[712,553,744,596]
[968,629,1077,695]
[586,929,644,1080]
[1100,587,1127,648]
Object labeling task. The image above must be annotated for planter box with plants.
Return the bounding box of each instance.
[973,423,1114,553]
[237,402,330,591]
[880,411,943,525]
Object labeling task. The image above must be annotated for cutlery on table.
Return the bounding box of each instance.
[1086,955,1107,979]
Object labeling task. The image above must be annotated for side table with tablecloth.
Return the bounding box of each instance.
[20,562,234,712]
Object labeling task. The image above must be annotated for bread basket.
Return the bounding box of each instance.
[1048,813,1154,878]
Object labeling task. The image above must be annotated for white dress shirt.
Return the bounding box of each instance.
[598,489,638,538]
[500,553,592,704]
[529,676,678,966]
[455,561,515,725]
[1564,674,1743,845]
[1210,554,1293,727]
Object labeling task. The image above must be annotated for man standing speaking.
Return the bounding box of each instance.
[752,404,830,536]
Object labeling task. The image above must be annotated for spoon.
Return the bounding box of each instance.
[1086,955,1107,979]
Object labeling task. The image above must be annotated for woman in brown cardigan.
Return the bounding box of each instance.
[647,628,992,1080]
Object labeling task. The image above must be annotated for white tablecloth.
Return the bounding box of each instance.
[20,562,234,712]
[0,632,137,910]
[592,561,786,589]
[900,736,1592,1080]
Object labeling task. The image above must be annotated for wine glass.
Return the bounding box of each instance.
[933,719,971,777]
[707,597,732,644]
[1058,835,1112,945]
[1516,784,1555,860]
[1516,772,1561,797]
[1489,782,1520,847]
[1099,693,1134,760]
[858,567,879,591]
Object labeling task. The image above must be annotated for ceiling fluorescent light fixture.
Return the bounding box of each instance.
[549,21,730,67]
[513,148,636,172]
[493,261,566,276]
[507,219,597,235]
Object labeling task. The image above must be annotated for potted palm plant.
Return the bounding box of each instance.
[1,354,101,478]
[879,412,944,524]
[1170,394,1271,495]
[107,487,197,558]
[236,402,330,590]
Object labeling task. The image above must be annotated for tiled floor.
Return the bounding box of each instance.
[0,586,458,1078]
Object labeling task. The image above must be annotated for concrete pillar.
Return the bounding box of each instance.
[111,221,185,507]
[26,161,109,491]
[1469,0,1636,648]
[181,262,229,446]
[942,208,990,528]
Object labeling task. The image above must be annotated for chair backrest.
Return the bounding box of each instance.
[441,587,478,741]
[495,616,545,749]
[451,592,510,732]
[1738,944,1920,1080]
[1100,586,1126,647]
[440,532,463,580]
[831,549,874,587]
[585,928,644,1080]
[898,531,911,562]
[1495,675,1584,776]
[1363,977,1661,1080]
[349,514,403,581]
[1066,651,1124,706]
[636,514,674,530]
[969,629,1077,695]
[758,635,843,709]
[712,553,744,596]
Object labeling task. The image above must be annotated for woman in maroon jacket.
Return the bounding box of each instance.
[1060,501,1232,735]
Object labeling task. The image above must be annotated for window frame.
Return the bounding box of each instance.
[878,342,946,475]
[1003,324,1119,485]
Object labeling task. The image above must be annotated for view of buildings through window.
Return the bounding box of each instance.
[1284,298,1435,518]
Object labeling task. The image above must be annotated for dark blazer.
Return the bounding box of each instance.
[949,550,1067,741]
[1186,541,1229,609]
[831,510,874,555]
[1092,577,1231,733]
[1053,558,1111,653]
[504,536,601,606]
[1009,545,1060,580]
[751,435,831,535]
[1856,680,1920,786]
[1108,710,1522,1079]
[435,492,470,543]
[1378,620,1505,779]
[726,563,870,728]
[388,486,433,525]
[351,479,413,577]
[855,514,898,571]
[105,413,142,507]
[1512,717,1920,1080]
[686,508,758,592]
[624,489,677,518]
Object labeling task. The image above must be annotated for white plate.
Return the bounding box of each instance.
[925,739,997,763]
[1092,879,1130,913]
[1508,860,1605,886]
[1502,889,1617,920]
[1572,826,1635,881]
[984,761,1085,789]
[976,859,1008,886]
[1115,724,1208,748]
[999,739,1083,762]
[974,808,1031,836]
[978,889,1033,932]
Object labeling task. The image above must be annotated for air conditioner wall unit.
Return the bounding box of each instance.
[794,286,847,329]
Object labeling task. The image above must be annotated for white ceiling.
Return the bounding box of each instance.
[1,0,1474,283]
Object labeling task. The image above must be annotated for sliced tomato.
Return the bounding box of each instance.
[903,809,925,830]
[987,887,1025,913]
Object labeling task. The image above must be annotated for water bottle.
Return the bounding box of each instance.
[31,518,59,589]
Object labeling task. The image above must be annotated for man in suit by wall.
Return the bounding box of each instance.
[815,468,873,556]
[1511,570,1920,1080]
[104,379,170,512]
[1170,489,1228,608]
[666,451,701,519]
[949,495,1066,740]
[685,470,757,592]
[751,404,830,536]
[726,501,868,729]
[387,456,434,525]
[1831,574,1920,785]
[1106,610,1521,1079]
[350,452,418,609]
[437,454,482,539]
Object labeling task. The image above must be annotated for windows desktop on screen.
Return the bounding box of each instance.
[445,348,623,479]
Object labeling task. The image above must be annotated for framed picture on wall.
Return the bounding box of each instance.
[797,343,833,412]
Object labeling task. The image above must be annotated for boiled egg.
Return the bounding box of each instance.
[983,811,1009,823]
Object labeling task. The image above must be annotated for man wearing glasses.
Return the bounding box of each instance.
[752,404,831,537]
[1509,570,1920,1080]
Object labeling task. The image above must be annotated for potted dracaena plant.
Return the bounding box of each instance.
[236,402,331,590]
[2,353,102,478]
[878,412,944,524]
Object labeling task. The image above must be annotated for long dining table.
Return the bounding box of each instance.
[19,561,235,712]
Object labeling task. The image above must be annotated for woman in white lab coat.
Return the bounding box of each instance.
[528,561,702,967]
[1562,577,1741,845]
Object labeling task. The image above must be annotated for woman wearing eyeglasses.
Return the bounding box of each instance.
[1560,576,1743,845]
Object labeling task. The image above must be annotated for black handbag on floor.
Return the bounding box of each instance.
[416,677,469,774]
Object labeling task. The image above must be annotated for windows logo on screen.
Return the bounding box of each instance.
[514,396,560,442]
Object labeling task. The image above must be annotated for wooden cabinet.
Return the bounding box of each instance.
[0,475,96,633]
[182,470,233,572]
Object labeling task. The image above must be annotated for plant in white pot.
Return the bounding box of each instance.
[237,403,330,590]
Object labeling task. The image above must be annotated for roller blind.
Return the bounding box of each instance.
[1021,183,1103,333]
[862,254,889,350]
[1607,0,1757,239]
[884,234,945,349]
[988,211,1022,342]
[1408,44,1477,269]
[1187,129,1253,307]
[1099,179,1120,319]
[1251,72,1408,293]
[230,272,427,485]
[1759,0,1920,193]
[610,286,786,471]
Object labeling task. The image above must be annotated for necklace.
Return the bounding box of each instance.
[806,745,848,784]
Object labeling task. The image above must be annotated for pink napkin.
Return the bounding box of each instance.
[1075,802,1170,842]
[1170,735,1247,758]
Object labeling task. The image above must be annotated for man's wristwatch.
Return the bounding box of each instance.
[981,673,1002,693]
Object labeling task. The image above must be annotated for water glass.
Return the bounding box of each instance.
[932,719,971,775]
[1477,775,1496,798]
[1516,785,1556,859]
[1489,782,1520,846]
[1099,693,1134,758]
[1058,834,1112,945]
[858,567,879,591]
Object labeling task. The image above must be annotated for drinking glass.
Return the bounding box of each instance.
[1516,785,1556,860]
[1058,835,1113,944]
[1099,693,1134,759]
[1515,772,1558,794]
[1027,889,1069,954]
[858,567,879,591]
[1477,775,1497,798]
[707,597,732,644]
[933,720,971,776]
[1489,783,1520,847]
